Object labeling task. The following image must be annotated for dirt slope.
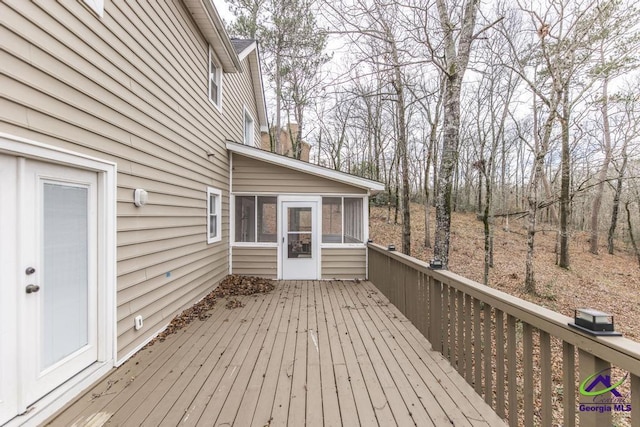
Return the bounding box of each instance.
[369,203,640,341]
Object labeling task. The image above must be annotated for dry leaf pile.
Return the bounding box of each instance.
[150,275,274,344]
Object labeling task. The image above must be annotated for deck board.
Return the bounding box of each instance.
[46,281,506,427]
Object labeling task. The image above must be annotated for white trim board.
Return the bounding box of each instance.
[226,142,385,192]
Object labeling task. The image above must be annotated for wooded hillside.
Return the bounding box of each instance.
[369,203,640,341]
[225,0,640,295]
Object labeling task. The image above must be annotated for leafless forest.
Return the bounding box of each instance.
[225,0,640,293]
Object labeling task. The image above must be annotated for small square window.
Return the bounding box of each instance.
[322,197,363,244]
[208,46,222,108]
[207,187,222,243]
[234,196,277,243]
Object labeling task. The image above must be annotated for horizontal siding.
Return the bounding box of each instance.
[322,247,367,279]
[232,247,278,278]
[232,154,368,194]
[0,0,261,359]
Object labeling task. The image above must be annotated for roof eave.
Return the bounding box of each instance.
[249,45,268,129]
[226,141,385,192]
[183,0,242,73]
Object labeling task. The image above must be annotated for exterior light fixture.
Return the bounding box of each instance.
[429,259,443,269]
[133,189,148,207]
[569,308,622,336]
[387,244,396,251]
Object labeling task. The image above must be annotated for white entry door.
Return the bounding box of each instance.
[0,154,98,423]
[281,200,319,280]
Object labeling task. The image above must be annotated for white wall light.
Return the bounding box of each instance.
[134,189,148,207]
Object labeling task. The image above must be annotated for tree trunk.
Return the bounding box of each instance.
[433,0,478,268]
[558,89,571,269]
[275,50,282,154]
[483,177,493,286]
[393,59,411,255]
[435,76,462,267]
[525,94,556,294]
[625,201,640,268]
[608,136,629,254]
[424,146,432,249]
[590,57,612,254]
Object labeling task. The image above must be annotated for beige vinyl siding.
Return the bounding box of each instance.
[232,247,278,278]
[0,0,260,359]
[232,154,369,194]
[322,247,367,279]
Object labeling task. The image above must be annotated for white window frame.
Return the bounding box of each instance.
[243,106,255,146]
[231,194,278,247]
[208,46,222,110]
[320,195,368,248]
[207,187,222,244]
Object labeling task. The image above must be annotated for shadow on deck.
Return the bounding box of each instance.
[46,280,504,426]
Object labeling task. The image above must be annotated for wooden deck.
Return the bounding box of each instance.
[46,280,505,426]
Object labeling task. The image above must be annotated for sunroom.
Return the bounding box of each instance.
[227,141,385,280]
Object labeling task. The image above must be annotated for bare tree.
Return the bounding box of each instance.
[430,0,484,268]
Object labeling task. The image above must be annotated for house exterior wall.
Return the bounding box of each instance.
[321,247,367,279]
[231,247,278,278]
[231,154,368,194]
[230,153,370,280]
[0,0,260,360]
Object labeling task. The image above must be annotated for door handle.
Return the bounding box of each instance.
[26,284,40,294]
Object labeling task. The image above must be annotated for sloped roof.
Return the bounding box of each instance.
[226,141,385,192]
[231,39,256,57]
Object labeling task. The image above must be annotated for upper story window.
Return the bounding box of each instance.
[208,46,222,109]
[207,187,222,244]
[243,107,255,146]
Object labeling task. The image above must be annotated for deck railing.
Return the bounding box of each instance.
[367,243,640,427]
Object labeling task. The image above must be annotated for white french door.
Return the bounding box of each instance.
[281,199,320,280]
[0,154,98,423]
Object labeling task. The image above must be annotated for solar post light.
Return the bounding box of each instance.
[429,259,443,269]
[569,308,622,337]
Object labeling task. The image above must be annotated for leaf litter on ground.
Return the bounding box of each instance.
[147,275,274,346]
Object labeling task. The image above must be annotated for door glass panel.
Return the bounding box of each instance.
[42,183,89,369]
[288,207,311,232]
[287,207,312,259]
[288,233,312,258]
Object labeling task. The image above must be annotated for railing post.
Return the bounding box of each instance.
[563,342,576,427]
[429,276,442,354]
[632,374,640,427]
[578,350,612,427]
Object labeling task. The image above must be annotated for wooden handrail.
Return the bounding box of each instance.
[367,243,640,427]
[368,243,640,375]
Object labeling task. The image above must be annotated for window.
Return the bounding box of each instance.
[207,187,222,243]
[208,46,222,108]
[322,197,364,244]
[234,196,277,243]
[244,108,255,146]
